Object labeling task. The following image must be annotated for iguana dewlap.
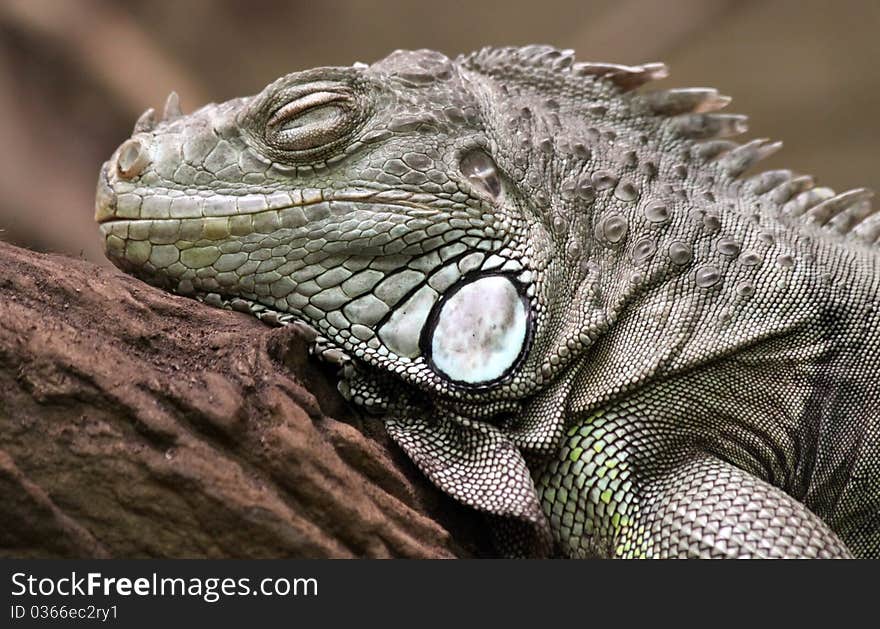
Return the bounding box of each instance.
[94,46,880,558]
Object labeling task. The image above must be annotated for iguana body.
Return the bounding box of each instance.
[94,46,880,558]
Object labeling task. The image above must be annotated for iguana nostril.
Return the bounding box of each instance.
[116,138,151,179]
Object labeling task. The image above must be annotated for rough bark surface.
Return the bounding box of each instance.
[0,242,489,558]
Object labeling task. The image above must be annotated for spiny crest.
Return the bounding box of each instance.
[459,45,878,247]
[459,45,668,93]
[682,137,878,246]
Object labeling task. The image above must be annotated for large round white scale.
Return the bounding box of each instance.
[424,274,530,385]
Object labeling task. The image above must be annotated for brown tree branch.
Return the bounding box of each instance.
[0,242,488,558]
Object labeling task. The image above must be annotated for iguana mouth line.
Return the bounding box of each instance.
[96,167,447,226]
[96,198,438,220]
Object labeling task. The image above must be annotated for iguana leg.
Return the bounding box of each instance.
[536,409,853,558]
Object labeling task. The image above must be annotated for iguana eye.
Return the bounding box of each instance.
[422,274,531,386]
[460,150,502,198]
[266,90,354,151]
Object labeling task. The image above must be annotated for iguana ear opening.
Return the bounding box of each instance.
[384,413,552,555]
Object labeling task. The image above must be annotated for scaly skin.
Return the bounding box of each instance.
[94,47,880,558]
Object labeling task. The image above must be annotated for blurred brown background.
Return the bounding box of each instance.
[0,0,877,266]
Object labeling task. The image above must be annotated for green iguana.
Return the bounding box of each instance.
[94,46,880,558]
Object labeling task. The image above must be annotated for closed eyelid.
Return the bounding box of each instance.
[268,90,349,126]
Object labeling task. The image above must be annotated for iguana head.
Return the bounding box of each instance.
[96,46,874,550]
[96,47,669,409]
